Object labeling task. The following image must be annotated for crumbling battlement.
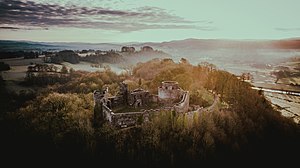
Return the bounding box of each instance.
[174,91,190,113]
[158,81,181,100]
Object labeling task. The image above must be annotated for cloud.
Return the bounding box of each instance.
[275,28,300,31]
[0,26,20,30]
[0,26,48,30]
[0,0,213,32]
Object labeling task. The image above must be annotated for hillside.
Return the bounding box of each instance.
[0,58,299,167]
[1,38,300,53]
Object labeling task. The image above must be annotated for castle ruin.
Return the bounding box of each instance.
[93,81,189,128]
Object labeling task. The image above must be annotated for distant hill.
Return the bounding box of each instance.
[0,40,122,52]
[1,38,299,53]
[272,39,300,49]
[0,40,62,52]
[134,38,300,51]
[45,42,122,51]
[1,39,299,65]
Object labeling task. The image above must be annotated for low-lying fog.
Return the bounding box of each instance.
[160,48,300,75]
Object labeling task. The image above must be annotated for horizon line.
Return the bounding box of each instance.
[0,37,300,44]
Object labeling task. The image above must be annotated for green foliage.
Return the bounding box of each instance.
[5,58,300,166]
[53,69,121,93]
[24,72,70,86]
[0,62,10,71]
[19,92,94,148]
[125,80,139,91]
[69,67,75,74]
[138,78,142,87]
[60,65,69,74]
[133,58,209,93]
[190,88,213,107]
[96,59,299,166]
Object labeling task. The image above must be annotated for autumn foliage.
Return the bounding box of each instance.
[1,58,299,167]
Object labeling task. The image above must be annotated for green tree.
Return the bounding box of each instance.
[138,78,142,87]
[69,67,75,74]
[61,65,68,74]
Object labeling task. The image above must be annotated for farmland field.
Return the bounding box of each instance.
[264,91,300,123]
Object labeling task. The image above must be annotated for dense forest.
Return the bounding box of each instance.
[0,58,299,167]
[0,51,39,59]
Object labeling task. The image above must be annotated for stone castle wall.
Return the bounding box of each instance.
[93,81,190,128]
[173,91,190,113]
[158,81,181,100]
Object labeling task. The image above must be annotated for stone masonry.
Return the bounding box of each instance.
[93,81,189,128]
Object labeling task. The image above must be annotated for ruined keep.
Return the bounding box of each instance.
[128,88,151,108]
[158,81,181,100]
[93,81,189,128]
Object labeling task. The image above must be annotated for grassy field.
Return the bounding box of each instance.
[251,82,300,92]
[1,57,127,81]
[264,92,300,124]
[62,61,126,74]
[1,57,43,81]
[250,58,300,123]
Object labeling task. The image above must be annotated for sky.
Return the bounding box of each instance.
[0,0,299,43]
